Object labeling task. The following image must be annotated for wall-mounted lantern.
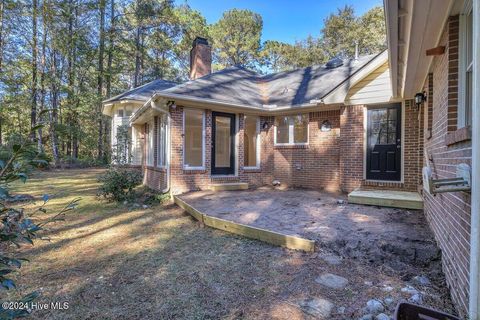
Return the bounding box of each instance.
[321,120,332,132]
[414,92,427,109]
[262,121,269,130]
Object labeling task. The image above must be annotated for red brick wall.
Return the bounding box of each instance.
[422,18,471,318]
[272,110,341,192]
[339,105,364,192]
[145,105,422,195]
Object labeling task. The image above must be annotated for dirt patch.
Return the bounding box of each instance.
[180,189,440,268]
[6,170,456,319]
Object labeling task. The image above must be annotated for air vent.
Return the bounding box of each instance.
[325,57,344,69]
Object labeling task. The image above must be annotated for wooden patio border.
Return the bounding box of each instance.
[174,195,315,252]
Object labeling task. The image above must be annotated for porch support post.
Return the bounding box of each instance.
[470,0,480,319]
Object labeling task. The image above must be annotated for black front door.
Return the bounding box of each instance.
[366,104,402,181]
[212,112,235,175]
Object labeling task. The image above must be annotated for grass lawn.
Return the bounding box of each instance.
[5,169,455,319]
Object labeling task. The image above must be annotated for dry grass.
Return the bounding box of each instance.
[4,169,456,319]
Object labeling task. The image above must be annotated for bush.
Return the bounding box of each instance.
[98,168,143,202]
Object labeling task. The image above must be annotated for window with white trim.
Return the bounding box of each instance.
[157,115,168,168]
[458,1,473,128]
[184,109,205,169]
[274,114,309,145]
[244,115,260,168]
[146,121,154,166]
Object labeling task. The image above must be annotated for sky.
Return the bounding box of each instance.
[175,0,383,44]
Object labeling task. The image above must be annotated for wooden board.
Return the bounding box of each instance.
[174,196,204,222]
[173,195,315,252]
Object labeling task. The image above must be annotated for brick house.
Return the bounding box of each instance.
[384,0,479,318]
[103,38,424,196]
[102,0,480,315]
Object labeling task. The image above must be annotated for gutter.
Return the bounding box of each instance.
[470,0,480,318]
[130,92,325,124]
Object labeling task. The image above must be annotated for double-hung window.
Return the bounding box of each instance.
[458,1,473,128]
[274,114,309,145]
[157,115,168,168]
[184,109,205,169]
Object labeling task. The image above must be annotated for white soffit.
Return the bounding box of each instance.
[400,0,453,97]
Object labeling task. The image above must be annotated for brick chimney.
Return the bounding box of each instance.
[190,37,212,80]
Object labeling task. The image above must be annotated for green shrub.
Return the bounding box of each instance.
[98,168,143,202]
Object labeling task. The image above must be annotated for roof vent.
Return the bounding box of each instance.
[325,57,344,69]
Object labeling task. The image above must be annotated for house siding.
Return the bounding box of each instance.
[345,62,393,105]
[422,17,471,318]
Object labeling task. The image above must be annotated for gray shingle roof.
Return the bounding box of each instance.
[161,53,381,108]
[103,79,178,104]
[106,52,383,109]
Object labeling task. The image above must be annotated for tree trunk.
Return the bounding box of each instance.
[0,0,4,72]
[30,0,38,141]
[134,25,141,87]
[97,0,106,161]
[37,0,48,153]
[50,49,60,166]
[105,0,115,98]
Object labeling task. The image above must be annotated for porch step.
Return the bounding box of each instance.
[211,183,249,191]
[348,189,423,210]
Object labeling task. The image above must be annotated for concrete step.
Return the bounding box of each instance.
[348,189,423,210]
[211,182,249,191]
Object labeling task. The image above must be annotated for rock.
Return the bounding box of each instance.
[381,285,394,292]
[315,273,349,289]
[320,254,342,265]
[337,306,346,314]
[366,299,385,314]
[272,180,281,186]
[401,285,419,295]
[375,313,390,320]
[384,297,394,307]
[359,314,373,320]
[337,199,346,205]
[296,297,334,319]
[409,293,423,304]
[142,204,148,209]
[412,275,431,286]
[364,281,373,286]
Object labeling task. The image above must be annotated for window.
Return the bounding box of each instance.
[458,1,473,128]
[146,121,154,166]
[157,115,168,168]
[244,116,260,168]
[125,106,133,117]
[274,114,309,145]
[184,109,204,169]
[117,109,124,117]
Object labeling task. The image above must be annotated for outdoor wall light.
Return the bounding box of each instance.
[321,120,332,132]
[414,92,427,108]
[166,100,176,109]
[262,121,269,130]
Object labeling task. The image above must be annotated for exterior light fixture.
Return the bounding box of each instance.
[414,92,426,109]
[262,121,269,130]
[166,100,176,109]
[321,120,332,132]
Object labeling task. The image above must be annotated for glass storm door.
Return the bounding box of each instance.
[366,103,402,181]
[212,112,235,175]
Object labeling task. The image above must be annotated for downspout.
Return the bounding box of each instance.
[470,0,480,318]
[151,99,170,194]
